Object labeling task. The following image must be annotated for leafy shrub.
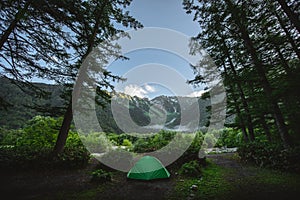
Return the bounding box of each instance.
[91,169,112,183]
[132,130,176,153]
[215,128,242,148]
[107,133,138,146]
[178,160,202,177]
[16,116,62,148]
[238,141,300,172]
[183,131,204,157]
[80,132,111,153]
[122,139,132,147]
[0,128,24,145]
[202,132,219,149]
[0,116,90,169]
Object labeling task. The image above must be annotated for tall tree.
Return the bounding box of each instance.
[0,0,142,153]
[52,0,142,154]
[183,0,299,147]
[276,0,300,33]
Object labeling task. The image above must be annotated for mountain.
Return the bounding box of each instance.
[0,78,212,133]
[0,78,64,129]
[95,93,210,133]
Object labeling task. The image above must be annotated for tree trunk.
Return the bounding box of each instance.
[260,114,272,142]
[0,0,32,50]
[225,0,291,147]
[53,101,73,154]
[230,87,249,142]
[223,65,249,142]
[276,0,300,33]
[273,8,300,61]
[226,55,255,141]
[219,33,255,141]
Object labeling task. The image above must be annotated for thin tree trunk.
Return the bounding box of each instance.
[225,0,291,147]
[0,0,32,50]
[53,101,72,154]
[233,100,249,143]
[273,9,300,61]
[219,33,255,141]
[223,65,249,142]
[229,84,249,142]
[276,0,300,33]
[260,114,272,142]
[275,45,292,76]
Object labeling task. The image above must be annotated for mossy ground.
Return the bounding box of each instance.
[169,154,300,200]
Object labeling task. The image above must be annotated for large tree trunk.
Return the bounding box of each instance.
[0,0,32,50]
[276,0,300,33]
[225,0,291,147]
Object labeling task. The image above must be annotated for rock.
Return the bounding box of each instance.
[190,185,198,191]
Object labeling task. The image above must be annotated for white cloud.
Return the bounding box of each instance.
[187,90,206,97]
[144,84,156,93]
[123,84,156,98]
[124,85,148,98]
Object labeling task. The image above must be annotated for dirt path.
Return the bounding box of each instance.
[207,153,300,200]
[97,175,174,200]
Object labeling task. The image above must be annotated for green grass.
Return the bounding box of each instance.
[169,157,300,200]
[169,159,232,200]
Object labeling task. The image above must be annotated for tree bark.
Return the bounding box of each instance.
[53,101,72,154]
[0,0,32,50]
[276,0,300,33]
[273,8,300,61]
[225,0,291,148]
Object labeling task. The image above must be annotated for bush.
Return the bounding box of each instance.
[132,130,176,153]
[215,128,242,148]
[16,116,62,148]
[238,141,300,172]
[122,139,132,147]
[178,160,202,177]
[80,132,111,153]
[184,131,204,156]
[107,133,138,146]
[91,169,112,183]
[0,116,90,169]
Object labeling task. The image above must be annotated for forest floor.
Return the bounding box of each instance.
[1,153,300,200]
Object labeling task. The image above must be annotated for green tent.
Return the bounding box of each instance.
[127,156,170,180]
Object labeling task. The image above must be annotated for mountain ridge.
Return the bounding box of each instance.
[0,78,211,133]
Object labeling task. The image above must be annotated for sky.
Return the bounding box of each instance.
[107,0,205,99]
[30,0,205,99]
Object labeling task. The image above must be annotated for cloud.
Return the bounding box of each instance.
[124,85,148,98]
[123,84,156,98]
[144,84,156,93]
[187,90,206,97]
